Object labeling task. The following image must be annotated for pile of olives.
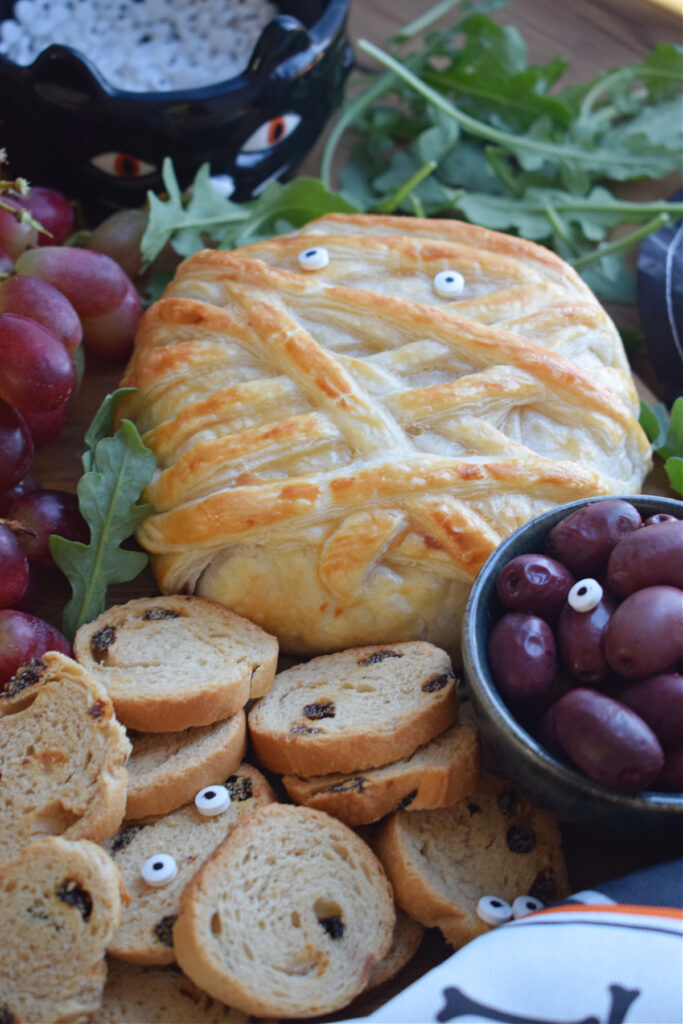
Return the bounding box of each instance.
[487,499,683,795]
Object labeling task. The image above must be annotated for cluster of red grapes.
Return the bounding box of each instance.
[0,185,148,687]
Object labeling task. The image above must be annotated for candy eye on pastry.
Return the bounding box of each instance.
[512,894,545,918]
[476,895,513,925]
[236,113,302,166]
[433,268,465,298]
[141,853,178,887]
[89,151,157,178]
[298,246,330,271]
[195,784,231,816]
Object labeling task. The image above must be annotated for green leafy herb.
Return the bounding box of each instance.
[140,158,358,270]
[639,397,683,498]
[50,389,157,639]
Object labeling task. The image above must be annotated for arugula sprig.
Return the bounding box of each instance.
[640,397,683,498]
[50,390,157,640]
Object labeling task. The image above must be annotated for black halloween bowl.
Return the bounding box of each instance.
[461,494,683,838]
[0,0,352,214]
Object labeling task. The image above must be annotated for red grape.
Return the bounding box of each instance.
[81,277,143,360]
[0,609,71,690]
[0,472,41,515]
[0,206,38,260]
[12,186,74,246]
[8,488,88,566]
[0,253,13,274]
[22,404,69,447]
[0,523,29,608]
[0,400,33,492]
[0,313,76,412]
[87,208,147,279]
[14,246,129,318]
[0,275,82,354]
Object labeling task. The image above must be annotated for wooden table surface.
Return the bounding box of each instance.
[30,0,682,1007]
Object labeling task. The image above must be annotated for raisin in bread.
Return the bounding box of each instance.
[375,773,569,950]
[105,764,276,964]
[248,642,457,776]
[0,651,130,865]
[173,803,395,1018]
[125,712,247,820]
[74,595,278,732]
[0,837,125,1023]
[282,704,479,825]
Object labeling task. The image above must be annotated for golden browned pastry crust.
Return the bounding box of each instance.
[122,214,650,655]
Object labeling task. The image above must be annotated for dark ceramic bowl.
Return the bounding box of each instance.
[0,0,352,214]
[462,494,683,837]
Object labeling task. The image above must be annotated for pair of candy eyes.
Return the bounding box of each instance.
[477,894,545,925]
[298,248,467,298]
[89,113,302,179]
[140,784,231,887]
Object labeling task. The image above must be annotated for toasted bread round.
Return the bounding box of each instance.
[74,595,278,732]
[0,837,124,1022]
[249,642,458,776]
[106,764,276,965]
[375,773,570,950]
[174,803,395,1018]
[365,908,425,993]
[125,712,247,820]
[283,704,479,825]
[0,651,130,865]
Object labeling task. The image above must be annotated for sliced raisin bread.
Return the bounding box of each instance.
[0,837,125,1023]
[74,595,278,732]
[375,773,569,950]
[93,960,261,1023]
[365,908,425,993]
[174,804,395,1018]
[248,642,457,776]
[0,651,130,865]
[125,712,247,820]
[282,705,479,825]
[106,764,276,964]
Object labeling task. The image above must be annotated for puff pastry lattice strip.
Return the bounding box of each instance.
[122,215,650,655]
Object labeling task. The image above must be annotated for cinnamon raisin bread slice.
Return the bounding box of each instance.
[375,773,569,950]
[248,642,458,776]
[282,705,479,825]
[364,908,425,993]
[174,804,395,1018]
[106,764,276,964]
[0,837,125,1023]
[93,960,261,1022]
[74,595,278,732]
[125,712,247,820]
[0,651,130,865]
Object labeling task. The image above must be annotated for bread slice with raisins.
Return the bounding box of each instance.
[125,711,247,820]
[248,642,458,776]
[375,773,569,950]
[105,763,276,965]
[364,908,425,993]
[282,704,479,826]
[73,595,278,732]
[93,959,258,1023]
[0,651,131,866]
[173,803,395,1018]
[0,836,125,1023]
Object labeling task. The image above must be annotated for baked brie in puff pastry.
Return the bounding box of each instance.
[122,214,651,655]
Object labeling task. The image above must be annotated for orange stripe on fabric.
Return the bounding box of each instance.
[531,904,683,920]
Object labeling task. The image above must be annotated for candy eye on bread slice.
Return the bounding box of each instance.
[248,641,458,776]
[0,836,125,1023]
[0,651,131,866]
[74,595,278,732]
[282,704,480,826]
[374,772,570,951]
[105,763,276,965]
[173,803,396,1019]
[124,711,247,820]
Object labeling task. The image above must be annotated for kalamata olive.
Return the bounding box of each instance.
[554,688,664,792]
[644,513,679,526]
[536,702,565,759]
[619,673,683,748]
[495,553,575,618]
[604,586,683,679]
[557,591,616,685]
[487,612,557,702]
[606,519,683,596]
[652,746,683,792]
[545,499,641,576]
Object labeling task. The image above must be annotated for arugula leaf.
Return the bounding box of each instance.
[639,397,683,498]
[50,390,157,639]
